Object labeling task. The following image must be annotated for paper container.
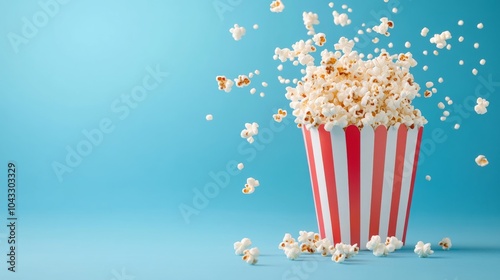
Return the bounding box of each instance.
[302,124,423,249]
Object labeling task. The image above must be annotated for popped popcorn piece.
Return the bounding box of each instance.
[303,12,320,35]
[260,92,265,97]
[366,235,382,251]
[206,114,213,121]
[421,27,429,37]
[373,17,394,36]
[242,247,260,265]
[277,64,283,71]
[438,237,452,250]
[297,231,320,254]
[474,42,479,49]
[459,60,464,65]
[241,122,259,143]
[424,90,432,98]
[475,155,489,167]
[414,241,434,258]
[425,175,431,181]
[445,96,451,102]
[249,72,254,78]
[270,0,285,13]
[237,163,244,170]
[438,77,444,83]
[313,33,327,46]
[392,7,398,13]
[315,238,332,257]
[234,75,251,88]
[254,70,260,75]
[273,109,288,123]
[385,236,404,251]
[446,44,452,50]
[454,124,460,130]
[433,50,439,56]
[253,24,259,30]
[423,65,429,71]
[284,243,301,260]
[332,251,346,263]
[250,88,256,94]
[458,20,464,26]
[430,31,452,49]
[438,102,445,109]
[480,59,486,65]
[477,23,484,29]
[216,76,235,93]
[458,36,464,42]
[328,2,334,8]
[262,82,268,87]
[405,41,411,48]
[348,8,352,13]
[388,42,394,48]
[242,177,260,194]
[278,233,296,249]
[472,68,478,76]
[443,111,450,117]
[426,81,434,88]
[331,243,359,259]
[440,116,446,121]
[229,24,246,41]
[341,4,348,9]
[372,37,380,44]
[234,238,252,255]
[447,100,453,105]
[332,11,351,27]
[423,50,428,55]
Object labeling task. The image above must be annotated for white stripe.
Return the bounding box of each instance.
[303,129,322,234]
[379,125,399,240]
[359,127,375,249]
[310,129,333,243]
[330,126,350,245]
[395,128,419,240]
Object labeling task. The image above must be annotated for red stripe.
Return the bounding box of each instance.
[387,125,408,237]
[402,127,424,244]
[345,125,361,246]
[303,127,326,238]
[318,125,342,244]
[369,126,388,239]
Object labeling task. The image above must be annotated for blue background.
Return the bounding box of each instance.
[0,0,499,279]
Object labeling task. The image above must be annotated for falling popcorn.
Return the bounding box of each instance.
[313,33,327,46]
[372,17,394,36]
[474,98,489,114]
[242,177,260,194]
[242,247,260,265]
[414,241,434,258]
[438,237,452,250]
[237,163,244,170]
[421,27,429,37]
[234,75,251,88]
[234,238,252,255]
[303,12,320,35]
[425,175,431,181]
[205,114,213,121]
[332,10,351,27]
[229,24,246,41]
[216,76,234,93]
[430,30,452,49]
[475,155,489,167]
[273,109,287,123]
[241,122,259,144]
[270,0,285,13]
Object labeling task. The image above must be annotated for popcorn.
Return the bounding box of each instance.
[474,98,489,114]
[234,75,251,88]
[270,0,285,13]
[423,65,428,71]
[426,81,434,88]
[254,70,260,75]
[332,11,351,27]
[454,124,460,130]
[424,90,432,98]
[475,155,489,167]
[278,233,296,249]
[372,37,380,44]
[277,64,284,71]
[241,122,259,144]
[242,247,260,265]
[421,27,429,37]
[260,92,265,97]
[273,109,288,123]
[229,24,246,41]
[253,24,259,30]
[480,59,486,65]
[438,77,444,83]
[216,76,234,92]
[430,30,452,49]
[405,41,411,48]
[438,102,445,109]
[433,50,439,56]
[315,238,332,257]
[366,235,382,251]
[447,100,453,105]
[303,12,320,35]
[313,33,327,46]
[477,23,484,29]
[385,236,404,252]
[285,37,427,129]
[440,116,446,121]
[425,175,431,181]
[298,231,320,253]
[438,237,452,250]
[458,36,464,42]
[341,4,348,9]
[250,88,256,94]
[284,243,301,260]
[443,111,450,117]
[262,82,268,87]
[458,20,464,26]
[459,60,464,65]
[206,114,213,121]
[392,7,398,13]
[331,243,359,259]
[331,251,346,263]
[242,177,260,194]
[373,17,394,36]
[388,42,394,48]
[328,2,334,8]
[373,243,389,257]
[474,42,479,49]
[423,50,428,55]
[446,44,452,50]
[234,238,252,255]
[414,241,434,258]
[237,163,244,170]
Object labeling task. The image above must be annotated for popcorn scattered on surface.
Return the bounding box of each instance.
[216,76,235,93]
[273,109,288,123]
[298,231,320,253]
[332,11,351,26]
[438,237,452,250]
[315,238,332,257]
[474,42,479,49]
[234,238,252,255]
[253,24,259,30]
[270,0,285,13]
[425,175,431,181]
[242,177,260,194]
[330,243,359,261]
[458,20,464,26]
[454,124,460,130]
[414,241,434,258]
[332,251,346,263]
[480,59,486,65]
[421,27,429,37]
[430,31,452,49]
[206,114,213,121]
[477,23,484,29]
[284,243,301,260]
[229,24,246,41]
[474,97,490,115]
[313,33,327,46]
[285,37,427,130]
[303,12,320,35]
[242,247,260,265]
[237,163,244,170]
[373,17,394,36]
[475,155,489,167]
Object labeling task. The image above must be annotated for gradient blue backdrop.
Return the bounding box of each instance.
[0,0,499,279]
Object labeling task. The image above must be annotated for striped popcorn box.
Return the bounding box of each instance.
[302,124,424,249]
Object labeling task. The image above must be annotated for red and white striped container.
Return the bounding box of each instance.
[302,124,423,249]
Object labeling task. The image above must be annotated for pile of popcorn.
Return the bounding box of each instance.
[283,36,427,130]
